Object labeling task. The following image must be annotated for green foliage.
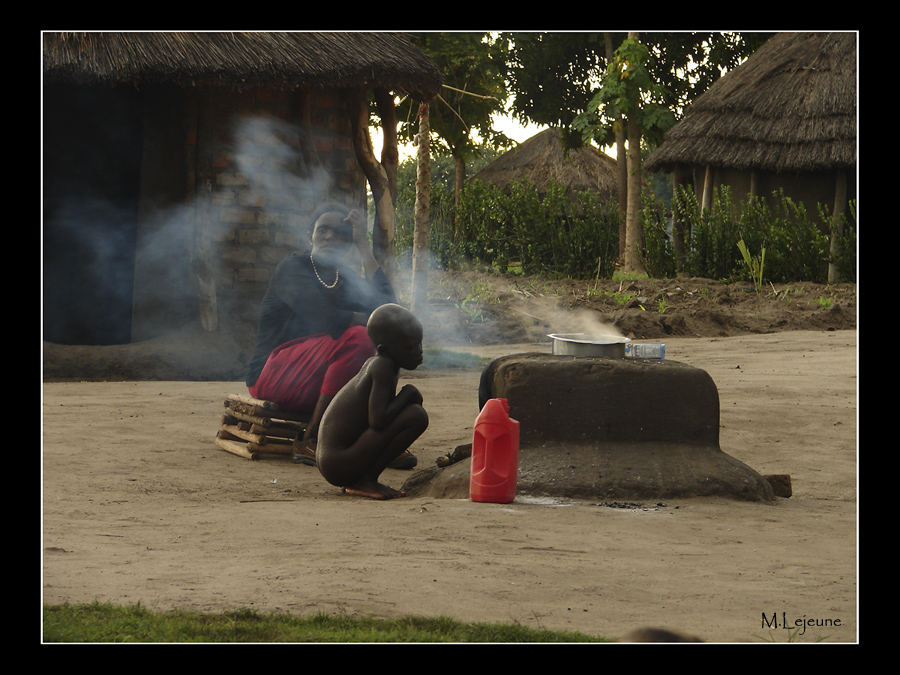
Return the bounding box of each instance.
[400,33,513,160]
[572,37,676,149]
[672,186,855,284]
[393,147,855,286]
[639,187,676,278]
[737,238,765,293]
[446,177,621,279]
[826,199,857,282]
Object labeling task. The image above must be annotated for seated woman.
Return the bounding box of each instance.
[316,303,428,500]
[245,203,415,469]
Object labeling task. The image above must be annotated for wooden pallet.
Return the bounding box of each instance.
[214,393,311,460]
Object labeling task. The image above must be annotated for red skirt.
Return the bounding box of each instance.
[248,325,375,412]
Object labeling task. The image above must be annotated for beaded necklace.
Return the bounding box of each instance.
[310,252,339,289]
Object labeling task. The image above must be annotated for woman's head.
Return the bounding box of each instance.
[308,203,353,266]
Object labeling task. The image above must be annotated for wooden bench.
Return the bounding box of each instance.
[215,394,311,460]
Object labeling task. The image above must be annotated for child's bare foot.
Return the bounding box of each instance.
[342,482,407,500]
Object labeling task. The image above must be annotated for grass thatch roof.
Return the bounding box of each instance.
[470,127,621,199]
[644,32,857,174]
[42,31,443,101]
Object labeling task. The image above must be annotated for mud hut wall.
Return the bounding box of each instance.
[131,84,194,342]
[134,85,367,340]
[709,166,856,222]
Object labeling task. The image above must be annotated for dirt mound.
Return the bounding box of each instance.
[42,272,856,381]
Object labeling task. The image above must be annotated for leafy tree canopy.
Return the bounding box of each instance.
[503,31,774,150]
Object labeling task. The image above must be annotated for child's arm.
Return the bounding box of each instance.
[367,358,421,431]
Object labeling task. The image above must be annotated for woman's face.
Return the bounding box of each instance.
[310,211,353,265]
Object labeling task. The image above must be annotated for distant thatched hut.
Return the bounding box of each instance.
[43,32,441,346]
[644,32,857,215]
[470,127,622,201]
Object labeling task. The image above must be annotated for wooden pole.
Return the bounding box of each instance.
[828,169,848,284]
[671,167,688,275]
[701,165,714,213]
[411,102,431,317]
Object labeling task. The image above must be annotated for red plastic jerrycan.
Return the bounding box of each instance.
[469,398,520,503]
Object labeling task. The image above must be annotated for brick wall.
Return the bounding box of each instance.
[191,86,367,319]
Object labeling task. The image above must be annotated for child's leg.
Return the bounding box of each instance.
[318,404,428,499]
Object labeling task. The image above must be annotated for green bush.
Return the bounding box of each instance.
[665,186,856,284]
[431,177,621,279]
[395,167,856,284]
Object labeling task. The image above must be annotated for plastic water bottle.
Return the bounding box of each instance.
[625,343,666,358]
[469,398,520,503]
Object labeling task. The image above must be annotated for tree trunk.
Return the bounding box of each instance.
[671,167,688,275]
[605,32,628,262]
[452,153,465,235]
[616,132,628,262]
[623,114,646,275]
[345,88,399,281]
[411,103,431,317]
[373,88,400,205]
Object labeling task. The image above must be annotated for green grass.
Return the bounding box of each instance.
[43,602,611,643]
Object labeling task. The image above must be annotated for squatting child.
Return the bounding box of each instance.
[316,303,429,500]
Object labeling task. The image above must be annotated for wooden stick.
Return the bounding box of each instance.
[248,441,293,455]
[221,423,267,445]
[223,407,274,427]
[224,395,311,424]
[225,393,281,410]
[222,414,256,432]
[214,433,258,460]
[250,422,299,439]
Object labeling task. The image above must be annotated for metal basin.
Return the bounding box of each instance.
[548,333,631,358]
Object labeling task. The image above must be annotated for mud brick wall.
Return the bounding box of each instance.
[191,86,367,322]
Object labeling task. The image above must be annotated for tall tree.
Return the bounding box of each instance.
[505,31,773,273]
[347,87,401,280]
[411,102,431,316]
[573,34,676,274]
[398,33,513,223]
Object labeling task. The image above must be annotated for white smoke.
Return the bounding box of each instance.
[231,115,334,220]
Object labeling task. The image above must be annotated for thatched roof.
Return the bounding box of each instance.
[42,31,443,101]
[470,127,621,199]
[644,32,857,174]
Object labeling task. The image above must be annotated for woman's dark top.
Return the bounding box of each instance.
[246,252,396,387]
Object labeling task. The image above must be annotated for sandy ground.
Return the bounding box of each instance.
[42,328,857,643]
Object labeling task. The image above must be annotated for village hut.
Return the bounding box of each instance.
[644,32,857,217]
[43,32,442,348]
[470,127,622,201]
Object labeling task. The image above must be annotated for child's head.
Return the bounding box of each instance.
[367,304,424,370]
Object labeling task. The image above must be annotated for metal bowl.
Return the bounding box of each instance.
[548,333,631,358]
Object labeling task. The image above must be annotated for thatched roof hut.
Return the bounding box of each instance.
[470,127,622,200]
[644,32,856,214]
[43,32,442,349]
[43,31,443,100]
